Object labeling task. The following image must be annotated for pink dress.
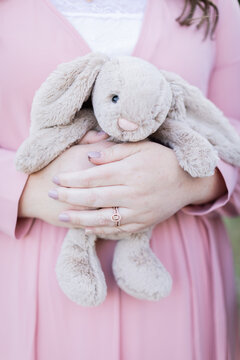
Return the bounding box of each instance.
[0,0,240,359]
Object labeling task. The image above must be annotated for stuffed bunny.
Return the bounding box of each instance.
[15,52,240,307]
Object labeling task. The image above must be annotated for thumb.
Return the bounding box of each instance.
[87,142,144,165]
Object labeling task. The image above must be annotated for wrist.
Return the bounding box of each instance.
[18,173,40,218]
[185,168,227,206]
[18,180,30,218]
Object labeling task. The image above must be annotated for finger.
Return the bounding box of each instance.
[87,141,148,165]
[84,223,144,236]
[58,207,131,227]
[79,130,108,144]
[53,161,125,188]
[66,205,97,211]
[48,186,128,208]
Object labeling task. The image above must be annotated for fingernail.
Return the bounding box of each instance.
[52,176,60,185]
[98,131,107,136]
[88,151,101,159]
[48,189,58,199]
[59,213,70,222]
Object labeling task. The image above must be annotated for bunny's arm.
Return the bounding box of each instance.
[151,118,219,178]
[15,110,97,174]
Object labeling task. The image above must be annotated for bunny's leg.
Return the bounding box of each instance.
[151,118,219,177]
[112,231,172,300]
[56,228,107,307]
[15,109,97,174]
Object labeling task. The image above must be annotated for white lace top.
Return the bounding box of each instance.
[49,0,147,56]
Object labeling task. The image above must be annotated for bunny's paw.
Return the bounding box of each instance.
[175,143,219,178]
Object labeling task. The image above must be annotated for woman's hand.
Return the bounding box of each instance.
[50,141,227,235]
[18,130,112,227]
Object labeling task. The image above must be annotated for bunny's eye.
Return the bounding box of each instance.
[112,95,119,103]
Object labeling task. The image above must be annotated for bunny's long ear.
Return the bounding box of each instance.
[15,110,97,174]
[30,52,108,133]
[160,70,240,166]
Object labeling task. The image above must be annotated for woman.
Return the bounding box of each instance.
[0,0,239,359]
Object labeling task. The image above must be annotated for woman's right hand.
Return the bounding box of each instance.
[18,131,113,227]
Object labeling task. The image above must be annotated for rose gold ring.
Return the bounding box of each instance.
[111,207,121,227]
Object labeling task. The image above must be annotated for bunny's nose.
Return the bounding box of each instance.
[118,118,139,131]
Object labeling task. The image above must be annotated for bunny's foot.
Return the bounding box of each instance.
[113,232,172,301]
[56,228,107,306]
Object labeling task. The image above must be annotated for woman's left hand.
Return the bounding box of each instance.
[49,141,226,235]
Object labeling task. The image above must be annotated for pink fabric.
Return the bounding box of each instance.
[0,0,240,359]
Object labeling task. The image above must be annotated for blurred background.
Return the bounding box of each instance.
[226,0,240,306]
[224,218,240,305]
[224,0,240,306]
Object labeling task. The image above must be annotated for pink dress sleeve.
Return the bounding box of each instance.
[183,0,240,217]
[0,148,34,239]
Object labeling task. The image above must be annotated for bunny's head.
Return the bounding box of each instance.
[30,53,173,141]
[24,52,240,173]
[91,56,172,142]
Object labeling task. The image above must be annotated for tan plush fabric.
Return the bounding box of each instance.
[15,52,240,306]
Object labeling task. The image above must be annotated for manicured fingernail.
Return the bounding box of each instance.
[59,213,70,222]
[52,176,60,185]
[98,130,107,136]
[88,151,101,159]
[48,189,58,199]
